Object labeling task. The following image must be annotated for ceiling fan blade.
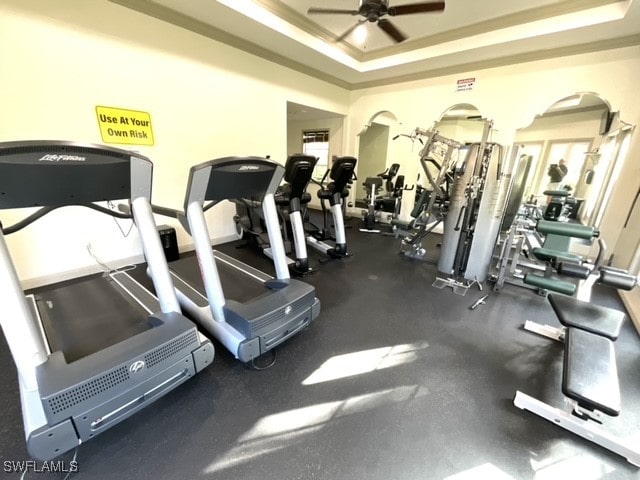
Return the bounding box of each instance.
[377,19,407,43]
[388,1,445,16]
[308,8,359,15]
[335,19,368,43]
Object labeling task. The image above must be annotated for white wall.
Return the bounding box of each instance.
[346,46,640,268]
[0,0,349,286]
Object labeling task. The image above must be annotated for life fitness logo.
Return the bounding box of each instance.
[38,154,86,162]
[129,360,146,374]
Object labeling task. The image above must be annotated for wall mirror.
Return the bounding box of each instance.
[286,101,345,207]
[435,103,488,141]
[513,92,630,228]
[422,103,492,190]
[355,110,403,202]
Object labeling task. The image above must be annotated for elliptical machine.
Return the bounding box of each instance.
[274,154,317,274]
[234,154,316,276]
[306,156,357,259]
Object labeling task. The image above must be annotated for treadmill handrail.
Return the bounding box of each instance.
[186,200,227,323]
[152,204,181,219]
[3,203,132,235]
[0,141,183,390]
[132,197,181,314]
[0,230,47,390]
[120,202,192,236]
[183,156,290,280]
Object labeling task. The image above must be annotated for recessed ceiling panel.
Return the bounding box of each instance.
[119,0,640,87]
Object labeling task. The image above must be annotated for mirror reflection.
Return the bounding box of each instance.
[353,111,408,233]
[435,103,487,141]
[382,103,502,281]
[286,101,346,209]
[355,111,401,202]
[491,92,634,293]
[513,92,623,227]
[417,103,489,196]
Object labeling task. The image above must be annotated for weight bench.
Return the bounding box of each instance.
[515,267,640,466]
[523,258,632,341]
[563,328,620,417]
[549,293,625,340]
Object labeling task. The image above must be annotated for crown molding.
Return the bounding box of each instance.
[350,34,640,90]
[108,1,640,92]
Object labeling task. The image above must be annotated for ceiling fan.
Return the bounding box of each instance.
[307,0,446,44]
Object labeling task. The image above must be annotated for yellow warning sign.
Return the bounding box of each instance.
[96,106,154,146]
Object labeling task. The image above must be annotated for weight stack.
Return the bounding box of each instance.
[157,224,179,262]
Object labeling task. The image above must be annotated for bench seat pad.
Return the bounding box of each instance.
[549,294,625,340]
[563,328,620,416]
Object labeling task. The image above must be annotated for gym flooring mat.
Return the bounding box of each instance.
[1,222,639,479]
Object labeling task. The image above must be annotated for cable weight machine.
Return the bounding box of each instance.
[392,127,463,261]
[433,121,508,295]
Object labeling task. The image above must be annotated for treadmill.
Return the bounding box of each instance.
[0,141,214,460]
[152,156,321,362]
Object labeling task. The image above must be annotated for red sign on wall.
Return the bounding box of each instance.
[456,77,475,92]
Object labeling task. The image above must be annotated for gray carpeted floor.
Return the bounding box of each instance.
[1,220,639,479]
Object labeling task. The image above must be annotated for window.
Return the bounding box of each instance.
[302,130,330,180]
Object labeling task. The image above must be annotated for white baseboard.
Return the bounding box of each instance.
[20,253,146,290]
[20,233,239,290]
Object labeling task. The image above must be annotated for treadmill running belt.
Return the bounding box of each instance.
[170,255,268,304]
[36,275,152,363]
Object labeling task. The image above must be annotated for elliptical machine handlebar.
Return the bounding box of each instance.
[310,168,330,187]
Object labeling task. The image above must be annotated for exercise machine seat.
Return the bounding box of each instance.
[391,218,413,230]
[563,328,620,416]
[363,177,383,188]
[375,197,397,212]
[548,294,625,340]
[543,189,570,197]
[532,247,583,264]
